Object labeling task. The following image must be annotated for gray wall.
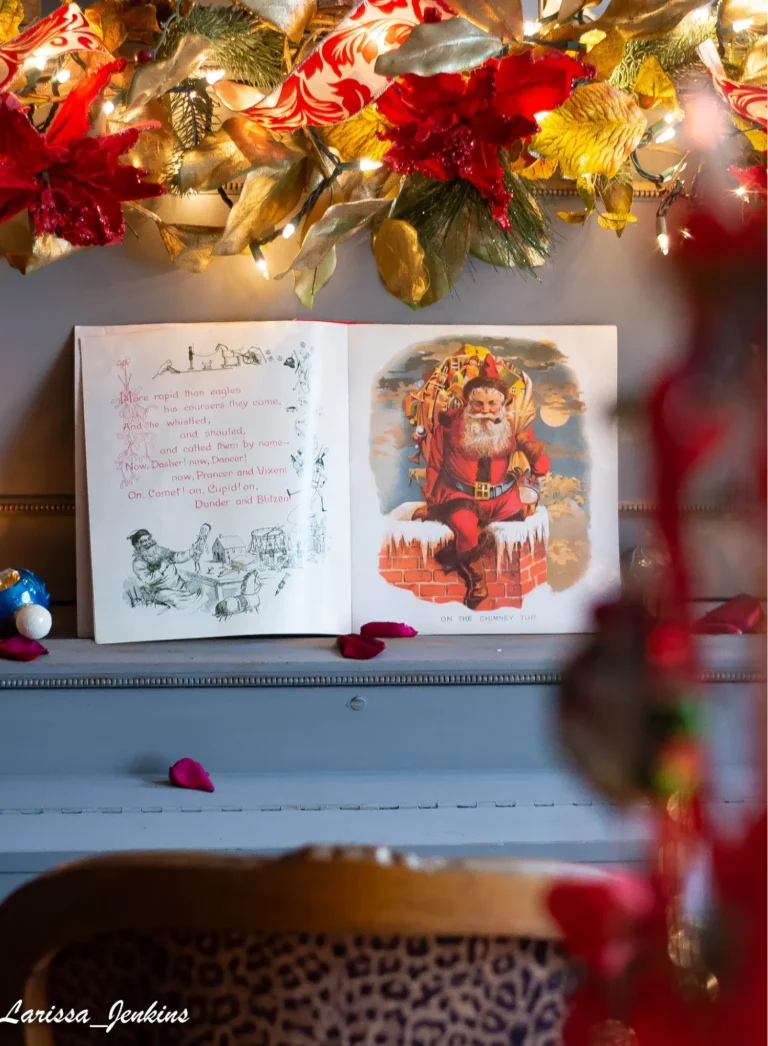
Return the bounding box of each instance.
[0,197,753,613]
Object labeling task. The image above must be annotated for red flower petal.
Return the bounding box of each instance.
[337,634,386,659]
[168,757,215,793]
[0,637,48,661]
[47,58,127,148]
[360,621,418,638]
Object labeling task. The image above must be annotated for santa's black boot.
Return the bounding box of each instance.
[435,543,460,574]
[457,548,488,610]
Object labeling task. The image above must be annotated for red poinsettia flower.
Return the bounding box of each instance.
[0,59,164,247]
[729,163,767,201]
[377,51,589,227]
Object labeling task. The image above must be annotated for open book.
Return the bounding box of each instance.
[76,322,618,644]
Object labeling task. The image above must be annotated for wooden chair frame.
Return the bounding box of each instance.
[0,847,606,1045]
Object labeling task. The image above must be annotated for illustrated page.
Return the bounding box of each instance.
[348,324,619,635]
[79,321,350,643]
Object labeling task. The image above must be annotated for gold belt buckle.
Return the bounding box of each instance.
[474,481,491,500]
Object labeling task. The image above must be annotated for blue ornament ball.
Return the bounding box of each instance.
[0,568,50,631]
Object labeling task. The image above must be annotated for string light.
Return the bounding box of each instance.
[358,158,383,171]
[28,52,48,70]
[664,109,684,124]
[681,229,693,239]
[205,68,225,84]
[734,185,749,198]
[690,5,711,21]
[55,68,71,84]
[282,222,296,239]
[524,20,541,34]
[256,257,269,277]
[656,215,670,255]
[102,100,115,115]
[731,16,754,30]
[655,126,677,144]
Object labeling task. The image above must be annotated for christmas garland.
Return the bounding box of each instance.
[0,0,765,304]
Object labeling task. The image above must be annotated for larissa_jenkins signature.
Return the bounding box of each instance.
[1,999,189,1032]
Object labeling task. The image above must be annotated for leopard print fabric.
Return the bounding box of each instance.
[46,930,570,1046]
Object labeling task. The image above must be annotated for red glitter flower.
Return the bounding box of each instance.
[377,51,589,227]
[0,59,164,247]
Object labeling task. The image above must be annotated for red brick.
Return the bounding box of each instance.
[420,583,447,597]
[445,583,467,597]
[502,595,523,609]
[506,582,522,597]
[520,567,532,584]
[482,597,498,610]
[396,582,420,594]
[380,570,403,583]
[404,569,433,582]
[378,554,392,570]
[484,570,497,583]
[521,577,537,595]
[434,595,461,603]
[532,562,547,581]
[486,582,506,596]
[392,557,419,570]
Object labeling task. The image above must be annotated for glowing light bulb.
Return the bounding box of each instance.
[256,257,269,277]
[102,100,115,115]
[664,109,684,124]
[534,110,551,124]
[657,232,670,254]
[205,68,225,84]
[734,185,749,198]
[655,126,677,144]
[732,16,753,30]
[681,229,693,239]
[690,5,710,21]
[282,222,296,239]
[358,158,383,171]
[29,52,48,70]
[524,20,541,34]
[55,68,71,83]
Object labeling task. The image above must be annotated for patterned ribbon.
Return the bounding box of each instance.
[215,0,455,130]
[698,39,767,129]
[0,4,108,93]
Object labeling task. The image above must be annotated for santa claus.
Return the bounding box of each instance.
[417,362,550,609]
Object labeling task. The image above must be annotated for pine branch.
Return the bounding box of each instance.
[169,78,215,151]
[160,4,284,88]
[610,17,716,90]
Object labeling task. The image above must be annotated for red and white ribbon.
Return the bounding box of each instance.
[698,39,767,129]
[0,4,108,93]
[216,0,454,131]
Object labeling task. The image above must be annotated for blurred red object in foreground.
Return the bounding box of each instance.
[694,594,766,634]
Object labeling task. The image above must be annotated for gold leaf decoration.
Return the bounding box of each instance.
[294,247,337,309]
[321,107,390,164]
[417,209,470,308]
[633,55,678,109]
[558,0,601,23]
[530,82,646,179]
[236,0,315,42]
[125,34,213,115]
[374,17,502,77]
[0,0,23,43]
[444,0,523,43]
[596,160,634,228]
[513,155,559,180]
[125,101,180,184]
[5,232,84,274]
[179,120,304,193]
[285,198,391,274]
[86,0,128,52]
[597,210,638,232]
[373,219,428,304]
[745,128,768,151]
[591,0,706,39]
[158,223,224,273]
[557,210,590,224]
[585,28,626,80]
[214,151,307,256]
[576,173,596,212]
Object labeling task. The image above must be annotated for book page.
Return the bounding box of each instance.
[78,321,350,644]
[348,324,618,635]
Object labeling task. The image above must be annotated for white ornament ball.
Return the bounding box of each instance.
[16,603,52,640]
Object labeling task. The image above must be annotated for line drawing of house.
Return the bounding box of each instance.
[248,525,295,571]
[212,535,246,564]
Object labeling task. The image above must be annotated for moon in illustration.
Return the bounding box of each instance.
[540,403,570,428]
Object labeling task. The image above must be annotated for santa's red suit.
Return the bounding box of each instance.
[423,408,550,554]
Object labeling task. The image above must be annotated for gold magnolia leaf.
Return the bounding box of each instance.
[558,0,601,23]
[513,155,558,180]
[417,208,470,308]
[285,198,391,274]
[125,101,180,183]
[214,152,307,257]
[321,107,390,163]
[373,219,428,304]
[86,0,128,51]
[633,55,678,110]
[557,210,590,224]
[375,17,502,77]
[158,223,224,273]
[591,0,706,39]
[121,2,160,41]
[596,160,634,221]
[444,0,523,43]
[740,36,767,86]
[530,82,646,179]
[179,119,304,193]
[745,128,768,151]
[597,210,638,233]
[576,173,596,212]
[585,28,626,80]
[294,247,337,309]
[5,232,84,274]
[236,0,315,43]
[125,34,213,115]
[0,0,23,42]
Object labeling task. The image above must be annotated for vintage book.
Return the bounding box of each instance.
[76,322,618,643]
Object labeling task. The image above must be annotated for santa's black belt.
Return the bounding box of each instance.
[448,476,516,501]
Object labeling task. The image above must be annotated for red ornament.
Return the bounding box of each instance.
[135,46,155,64]
[377,51,589,228]
[0,59,164,247]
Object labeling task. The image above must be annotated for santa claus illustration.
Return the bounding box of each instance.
[416,355,550,609]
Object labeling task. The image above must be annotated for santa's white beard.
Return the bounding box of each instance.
[456,411,514,459]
